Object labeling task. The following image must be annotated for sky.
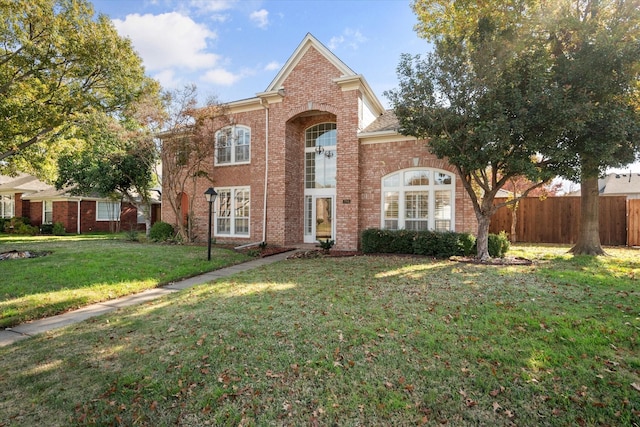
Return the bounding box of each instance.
[91,0,427,107]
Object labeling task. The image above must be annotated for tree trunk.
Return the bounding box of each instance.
[476,213,492,261]
[510,203,518,243]
[570,170,605,255]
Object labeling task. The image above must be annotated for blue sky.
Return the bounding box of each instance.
[91,0,428,107]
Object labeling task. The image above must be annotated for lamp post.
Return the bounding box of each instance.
[204,187,218,261]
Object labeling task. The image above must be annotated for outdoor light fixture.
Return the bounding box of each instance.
[204,187,218,261]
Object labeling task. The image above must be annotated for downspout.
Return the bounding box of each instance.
[261,101,269,243]
[77,198,82,234]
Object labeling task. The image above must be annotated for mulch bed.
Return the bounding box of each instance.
[0,250,51,261]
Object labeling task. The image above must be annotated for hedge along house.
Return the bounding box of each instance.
[161,34,477,251]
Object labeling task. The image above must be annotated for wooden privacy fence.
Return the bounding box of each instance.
[489,196,637,246]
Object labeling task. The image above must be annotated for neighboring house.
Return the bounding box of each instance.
[161,33,477,251]
[0,174,160,233]
[598,172,640,199]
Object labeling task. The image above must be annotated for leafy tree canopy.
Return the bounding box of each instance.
[387,2,566,259]
[0,0,157,179]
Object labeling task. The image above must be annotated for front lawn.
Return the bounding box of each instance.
[0,234,250,328]
[0,245,638,425]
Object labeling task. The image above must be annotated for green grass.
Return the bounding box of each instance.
[0,244,639,426]
[0,234,250,328]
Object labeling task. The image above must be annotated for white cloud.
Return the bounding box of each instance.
[264,61,280,71]
[152,69,181,89]
[250,9,269,29]
[113,12,219,71]
[202,68,241,86]
[328,28,367,51]
[189,0,236,13]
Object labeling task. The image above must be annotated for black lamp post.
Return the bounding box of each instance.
[204,187,218,261]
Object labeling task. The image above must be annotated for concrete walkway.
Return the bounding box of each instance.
[0,250,297,347]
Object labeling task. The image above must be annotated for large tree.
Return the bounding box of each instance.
[387,2,565,260]
[545,0,640,255]
[0,0,153,178]
[55,112,158,236]
[409,0,640,256]
[159,85,229,242]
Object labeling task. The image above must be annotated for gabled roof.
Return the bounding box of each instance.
[265,33,356,92]
[0,174,50,193]
[255,33,386,115]
[598,172,640,196]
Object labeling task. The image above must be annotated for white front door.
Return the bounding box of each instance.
[304,194,335,243]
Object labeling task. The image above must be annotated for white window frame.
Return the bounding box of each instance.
[381,168,455,232]
[0,194,15,219]
[215,187,250,237]
[214,125,251,166]
[43,200,53,224]
[96,201,121,222]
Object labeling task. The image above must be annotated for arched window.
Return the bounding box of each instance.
[215,125,251,165]
[381,168,455,231]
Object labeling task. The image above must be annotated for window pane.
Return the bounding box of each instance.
[305,123,336,148]
[235,218,249,235]
[384,220,399,230]
[405,170,429,186]
[383,173,400,187]
[217,218,230,234]
[405,191,428,219]
[217,191,231,218]
[97,201,121,221]
[304,196,313,235]
[305,152,316,189]
[44,200,53,224]
[383,191,398,229]
[435,172,452,185]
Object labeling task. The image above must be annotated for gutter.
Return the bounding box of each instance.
[261,100,269,243]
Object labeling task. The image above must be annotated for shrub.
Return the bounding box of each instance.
[317,239,335,251]
[361,229,417,254]
[362,228,477,258]
[488,231,510,258]
[458,233,476,256]
[17,223,38,235]
[413,231,477,258]
[148,221,174,242]
[40,223,54,235]
[52,222,66,236]
[3,217,33,234]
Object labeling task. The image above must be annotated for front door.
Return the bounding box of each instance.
[304,195,334,243]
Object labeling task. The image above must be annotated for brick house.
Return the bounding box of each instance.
[0,173,160,234]
[161,33,477,251]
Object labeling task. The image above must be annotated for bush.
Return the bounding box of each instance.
[362,228,477,258]
[40,223,54,235]
[3,217,34,235]
[317,239,335,251]
[52,222,66,236]
[149,221,174,242]
[487,231,510,258]
[363,229,418,254]
[413,231,477,258]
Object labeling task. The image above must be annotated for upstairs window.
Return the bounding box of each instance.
[305,123,337,189]
[382,168,454,232]
[215,125,251,165]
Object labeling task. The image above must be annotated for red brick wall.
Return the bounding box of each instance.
[161,44,478,250]
[359,139,477,235]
